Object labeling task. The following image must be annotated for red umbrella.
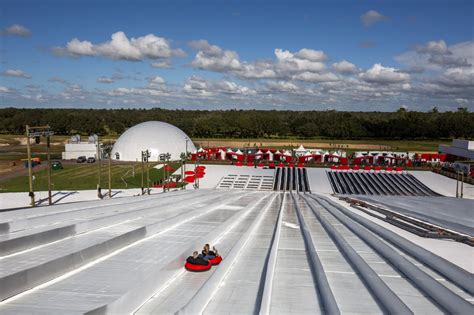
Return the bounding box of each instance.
[258,163,265,167]
[247,162,254,167]
[297,163,304,168]
[185,170,195,175]
[269,163,275,168]
[278,162,285,168]
[236,161,243,166]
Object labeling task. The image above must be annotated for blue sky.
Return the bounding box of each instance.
[1,0,473,111]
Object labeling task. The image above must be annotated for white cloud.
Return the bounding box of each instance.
[0,86,12,93]
[292,71,339,83]
[275,48,326,73]
[183,76,254,98]
[97,76,114,84]
[396,40,473,70]
[437,67,474,88]
[56,31,183,61]
[2,24,31,37]
[294,48,327,62]
[148,76,166,84]
[151,61,172,68]
[360,10,388,26]
[189,40,330,80]
[415,40,449,55]
[1,69,31,79]
[332,60,359,74]
[456,98,469,104]
[266,81,299,92]
[190,40,241,72]
[360,64,410,84]
[215,81,256,95]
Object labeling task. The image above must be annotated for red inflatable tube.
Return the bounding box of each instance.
[209,256,222,265]
[185,261,212,272]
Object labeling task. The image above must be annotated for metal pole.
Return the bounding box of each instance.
[460,172,464,199]
[456,172,459,198]
[97,142,102,199]
[108,150,112,198]
[146,150,150,195]
[47,134,52,205]
[141,156,145,195]
[26,125,35,207]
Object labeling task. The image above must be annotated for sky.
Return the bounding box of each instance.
[0,0,473,111]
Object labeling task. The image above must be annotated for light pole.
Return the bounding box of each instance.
[25,125,54,206]
[97,141,102,199]
[101,142,113,198]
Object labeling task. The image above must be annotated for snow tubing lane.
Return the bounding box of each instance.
[185,261,212,272]
[209,256,222,265]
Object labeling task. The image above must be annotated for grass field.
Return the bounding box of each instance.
[0,161,182,192]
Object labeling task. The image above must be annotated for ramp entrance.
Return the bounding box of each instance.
[327,171,441,196]
[273,167,311,192]
[216,174,274,190]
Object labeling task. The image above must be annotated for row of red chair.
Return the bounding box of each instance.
[330,165,404,172]
[235,162,306,168]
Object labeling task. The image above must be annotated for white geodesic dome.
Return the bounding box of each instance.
[111,121,195,161]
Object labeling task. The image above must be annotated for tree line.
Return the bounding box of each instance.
[0,107,472,139]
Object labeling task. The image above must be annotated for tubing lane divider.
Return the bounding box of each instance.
[0,189,197,233]
[290,192,340,315]
[89,191,264,315]
[258,193,285,315]
[309,194,474,314]
[300,194,413,314]
[0,192,229,257]
[176,193,279,315]
[312,194,474,296]
[88,191,263,315]
[0,191,244,303]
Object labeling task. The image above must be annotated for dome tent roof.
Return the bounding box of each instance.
[112,121,196,161]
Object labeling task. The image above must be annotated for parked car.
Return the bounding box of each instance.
[76,156,87,163]
[87,157,96,163]
[52,161,63,170]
